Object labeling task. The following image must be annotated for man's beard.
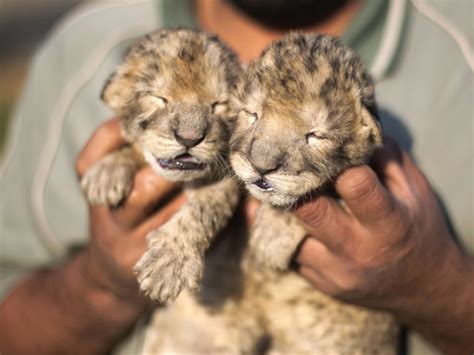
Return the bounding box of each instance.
[228,0,349,29]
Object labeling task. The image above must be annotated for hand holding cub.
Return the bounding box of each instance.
[76,118,185,304]
[294,139,474,353]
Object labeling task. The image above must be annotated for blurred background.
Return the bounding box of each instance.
[0,0,88,153]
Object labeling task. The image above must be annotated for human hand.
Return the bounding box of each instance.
[294,138,474,353]
[75,118,185,305]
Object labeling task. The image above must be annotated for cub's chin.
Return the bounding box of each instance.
[245,181,299,208]
[152,164,212,182]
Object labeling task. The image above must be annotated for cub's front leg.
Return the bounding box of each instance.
[250,203,308,271]
[81,145,145,207]
[134,177,240,303]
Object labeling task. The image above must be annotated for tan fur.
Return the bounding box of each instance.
[81,29,241,303]
[230,33,382,207]
[227,33,396,353]
[143,225,397,354]
[141,33,397,355]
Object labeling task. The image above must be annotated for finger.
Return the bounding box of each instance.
[295,195,352,251]
[295,237,328,268]
[371,137,411,196]
[399,149,433,197]
[371,136,403,173]
[334,165,397,225]
[88,205,121,243]
[243,197,261,227]
[112,166,179,229]
[136,193,186,236]
[371,137,401,184]
[76,118,125,178]
[372,139,420,206]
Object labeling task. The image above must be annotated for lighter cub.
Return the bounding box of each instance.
[231,32,383,268]
[230,33,398,353]
[81,29,241,303]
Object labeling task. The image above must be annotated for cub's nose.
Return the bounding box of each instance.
[174,131,205,148]
[251,161,282,176]
[249,138,283,176]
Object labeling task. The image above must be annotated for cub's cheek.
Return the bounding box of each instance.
[229,154,255,180]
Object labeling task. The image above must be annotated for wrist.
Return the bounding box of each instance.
[0,254,147,354]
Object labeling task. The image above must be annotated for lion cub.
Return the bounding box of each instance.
[81,29,241,303]
[231,32,384,269]
[229,33,398,353]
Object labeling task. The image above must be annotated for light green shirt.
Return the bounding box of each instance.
[1,1,472,354]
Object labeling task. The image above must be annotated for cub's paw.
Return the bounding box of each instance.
[134,231,204,303]
[81,155,134,207]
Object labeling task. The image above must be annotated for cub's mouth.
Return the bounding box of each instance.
[252,178,274,192]
[158,153,205,171]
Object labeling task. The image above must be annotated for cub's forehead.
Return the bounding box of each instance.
[128,29,227,64]
[122,29,237,98]
[239,33,369,112]
[241,36,340,104]
[241,57,333,112]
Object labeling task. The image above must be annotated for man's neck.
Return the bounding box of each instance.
[196,0,363,63]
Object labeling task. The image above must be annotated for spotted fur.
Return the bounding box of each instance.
[141,33,397,355]
[81,28,241,303]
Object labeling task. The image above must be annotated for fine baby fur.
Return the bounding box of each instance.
[142,33,398,354]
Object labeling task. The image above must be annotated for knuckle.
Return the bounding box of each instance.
[372,190,395,218]
[335,275,360,294]
[334,233,355,254]
[125,188,143,208]
[389,204,413,239]
[133,168,154,186]
[75,155,88,176]
[133,170,157,194]
[334,274,368,299]
[96,120,118,140]
[344,169,377,202]
[297,197,330,229]
[126,169,157,206]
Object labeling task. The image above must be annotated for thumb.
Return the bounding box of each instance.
[295,195,350,251]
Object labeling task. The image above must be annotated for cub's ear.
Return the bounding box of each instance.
[357,100,383,147]
[356,69,383,147]
[100,66,135,114]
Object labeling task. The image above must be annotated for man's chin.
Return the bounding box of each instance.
[229,0,348,29]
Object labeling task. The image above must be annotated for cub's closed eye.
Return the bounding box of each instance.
[240,110,258,125]
[211,101,228,115]
[140,95,168,115]
[306,131,329,143]
[153,96,168,108]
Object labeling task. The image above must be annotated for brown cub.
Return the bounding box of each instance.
[231,32,384,268]
[229,33,398,353]
[81,29,241,303]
